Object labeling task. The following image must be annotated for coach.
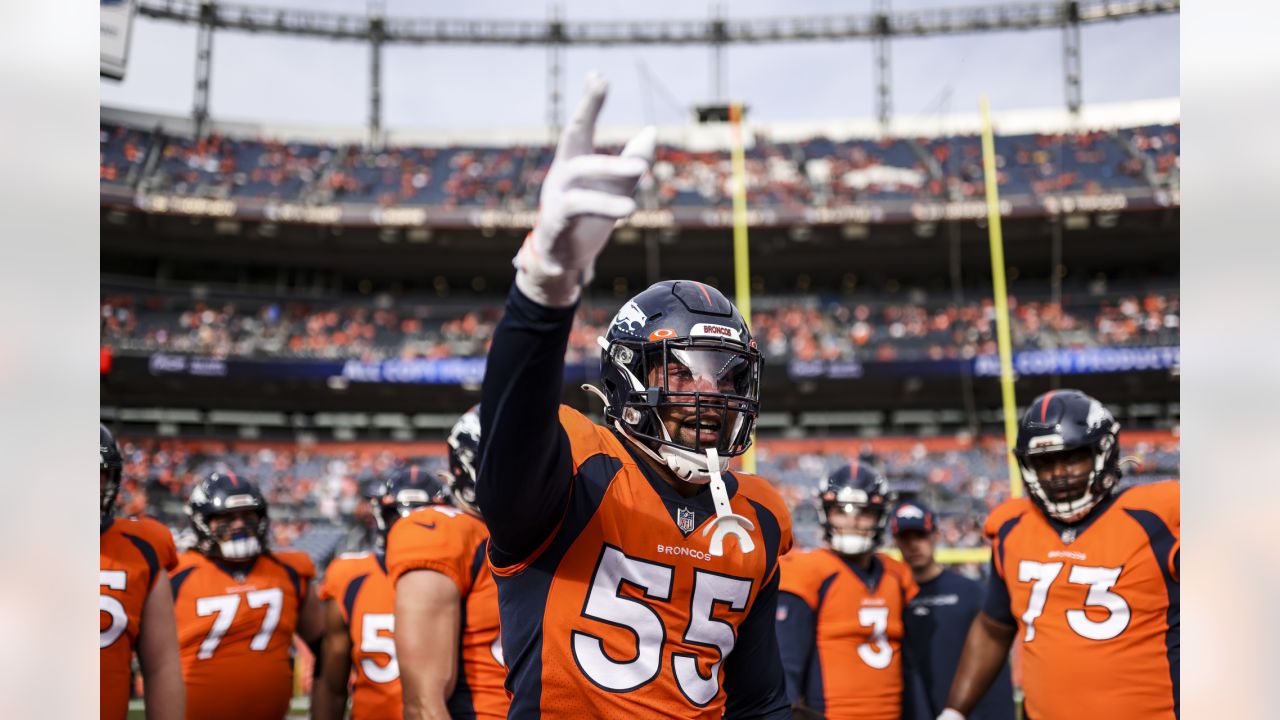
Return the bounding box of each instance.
[892,501,1015,720]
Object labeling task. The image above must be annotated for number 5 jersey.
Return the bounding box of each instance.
[984,480,1179,720]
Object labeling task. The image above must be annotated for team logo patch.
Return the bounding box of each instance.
[1060,528,1077,544]
[676,507,696,535]
[896,504,925,519]
[610,301,647,336]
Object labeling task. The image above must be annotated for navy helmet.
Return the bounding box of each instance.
[1012,389,1122,523]
[445,405,482,516]
[100,425,124,526]
[186,471,271,560]
[370,464,448,545]
[597,280,762,482]
[818,461,890,556]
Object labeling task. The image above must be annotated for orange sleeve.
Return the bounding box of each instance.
[777,550,822,609]
[276,550,318,581]
[882,554,919,602]
[318,557,356,602]
[983,498,1031,579]
[386,508,482,594]
[135,516,180,572]
[735,472,795,557]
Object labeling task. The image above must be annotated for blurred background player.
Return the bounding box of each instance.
[310,462,443,719]
[477,73,794,718]
[938,389,1179,720]
[892,500,1014,720]
[169,472,324,720]
[100,424,185,720]
[776,462,918,720]
[387,407,509,720]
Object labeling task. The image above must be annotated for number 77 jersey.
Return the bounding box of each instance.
[984,480,1179,720]
[170,549,316,720]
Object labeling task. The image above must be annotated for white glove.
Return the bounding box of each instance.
[514,71,656,307]
[937,709,967,720]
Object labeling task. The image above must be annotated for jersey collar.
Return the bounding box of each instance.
[616,431,739,538]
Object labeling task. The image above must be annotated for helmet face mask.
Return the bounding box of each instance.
[598,281,762,483]
[1014,390,1122,525]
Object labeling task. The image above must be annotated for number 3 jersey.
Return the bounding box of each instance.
[317,552,401,720]
[491,406,795,720]
[775,548,918,720]
[100,516,180,720]
[169,549,316,720]
[984,480,1179,720]
[385,505,509,720]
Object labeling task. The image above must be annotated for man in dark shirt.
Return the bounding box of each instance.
[893,501,1015,720]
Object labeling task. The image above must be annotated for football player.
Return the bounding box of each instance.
[100,425,185,720]
[938,389,1179,720]
[170,472,324,720]
[776,462,919,720]
[477,73,794,718]
[387,407,509,720]
[310,463,442,720]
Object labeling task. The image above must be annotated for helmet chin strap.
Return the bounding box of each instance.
[701,448,755,557]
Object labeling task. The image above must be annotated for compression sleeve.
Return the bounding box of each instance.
[774,591,816,705]
[723,572,793,720]
[477,284,577,567]
[982,560,1017,627]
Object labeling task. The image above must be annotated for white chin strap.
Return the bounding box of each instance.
[700,448,755,557]
[219,536,261,560]
[829,532,876,556]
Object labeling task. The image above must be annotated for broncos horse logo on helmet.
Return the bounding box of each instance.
[1013,388,1122,523]
[595,280,762,483]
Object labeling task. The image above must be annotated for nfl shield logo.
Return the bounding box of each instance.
[677,507,696,534]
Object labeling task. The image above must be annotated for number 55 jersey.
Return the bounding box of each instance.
[984,480,1179,720]
[491,406,794,719]
[169,549,317,720]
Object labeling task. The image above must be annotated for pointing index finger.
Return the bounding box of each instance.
[557,72,608,161]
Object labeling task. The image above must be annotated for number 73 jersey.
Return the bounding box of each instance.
[985,481,1179,720]
[170,549,317,720]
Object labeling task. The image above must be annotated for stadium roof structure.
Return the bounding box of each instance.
[130,0,1179,142]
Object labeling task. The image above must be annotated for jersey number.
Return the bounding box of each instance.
[1017,560,1131,642]
[571,545,753,707]
[360,613,399,683]
[100,570,129,648]
[856,607,893,669]
[195,588,284,659]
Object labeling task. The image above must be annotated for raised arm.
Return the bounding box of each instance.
[477,73,653,566]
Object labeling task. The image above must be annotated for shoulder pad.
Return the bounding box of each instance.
[983,497,1035,539]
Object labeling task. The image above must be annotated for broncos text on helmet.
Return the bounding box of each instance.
[186,471,271,561]
[818,461,890,556]
[1013,388,1122,523]
[596,280,762,483]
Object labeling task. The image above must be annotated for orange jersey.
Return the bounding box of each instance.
[100,517,179,720]
[984,481,1179,720]
[386,505,508,720]
[170,549,316,720]
[776,548,918,720]
[491,406,794,719]
[317,552,401,720]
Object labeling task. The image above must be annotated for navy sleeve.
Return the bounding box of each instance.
[477,285,577,567]
[774,591,815,705]
[982,559,1017,627]
[723,572,792,720]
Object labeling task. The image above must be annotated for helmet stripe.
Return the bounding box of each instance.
[694,282,713,307]
[1040,390,1058,422]
[227,470,239,488]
